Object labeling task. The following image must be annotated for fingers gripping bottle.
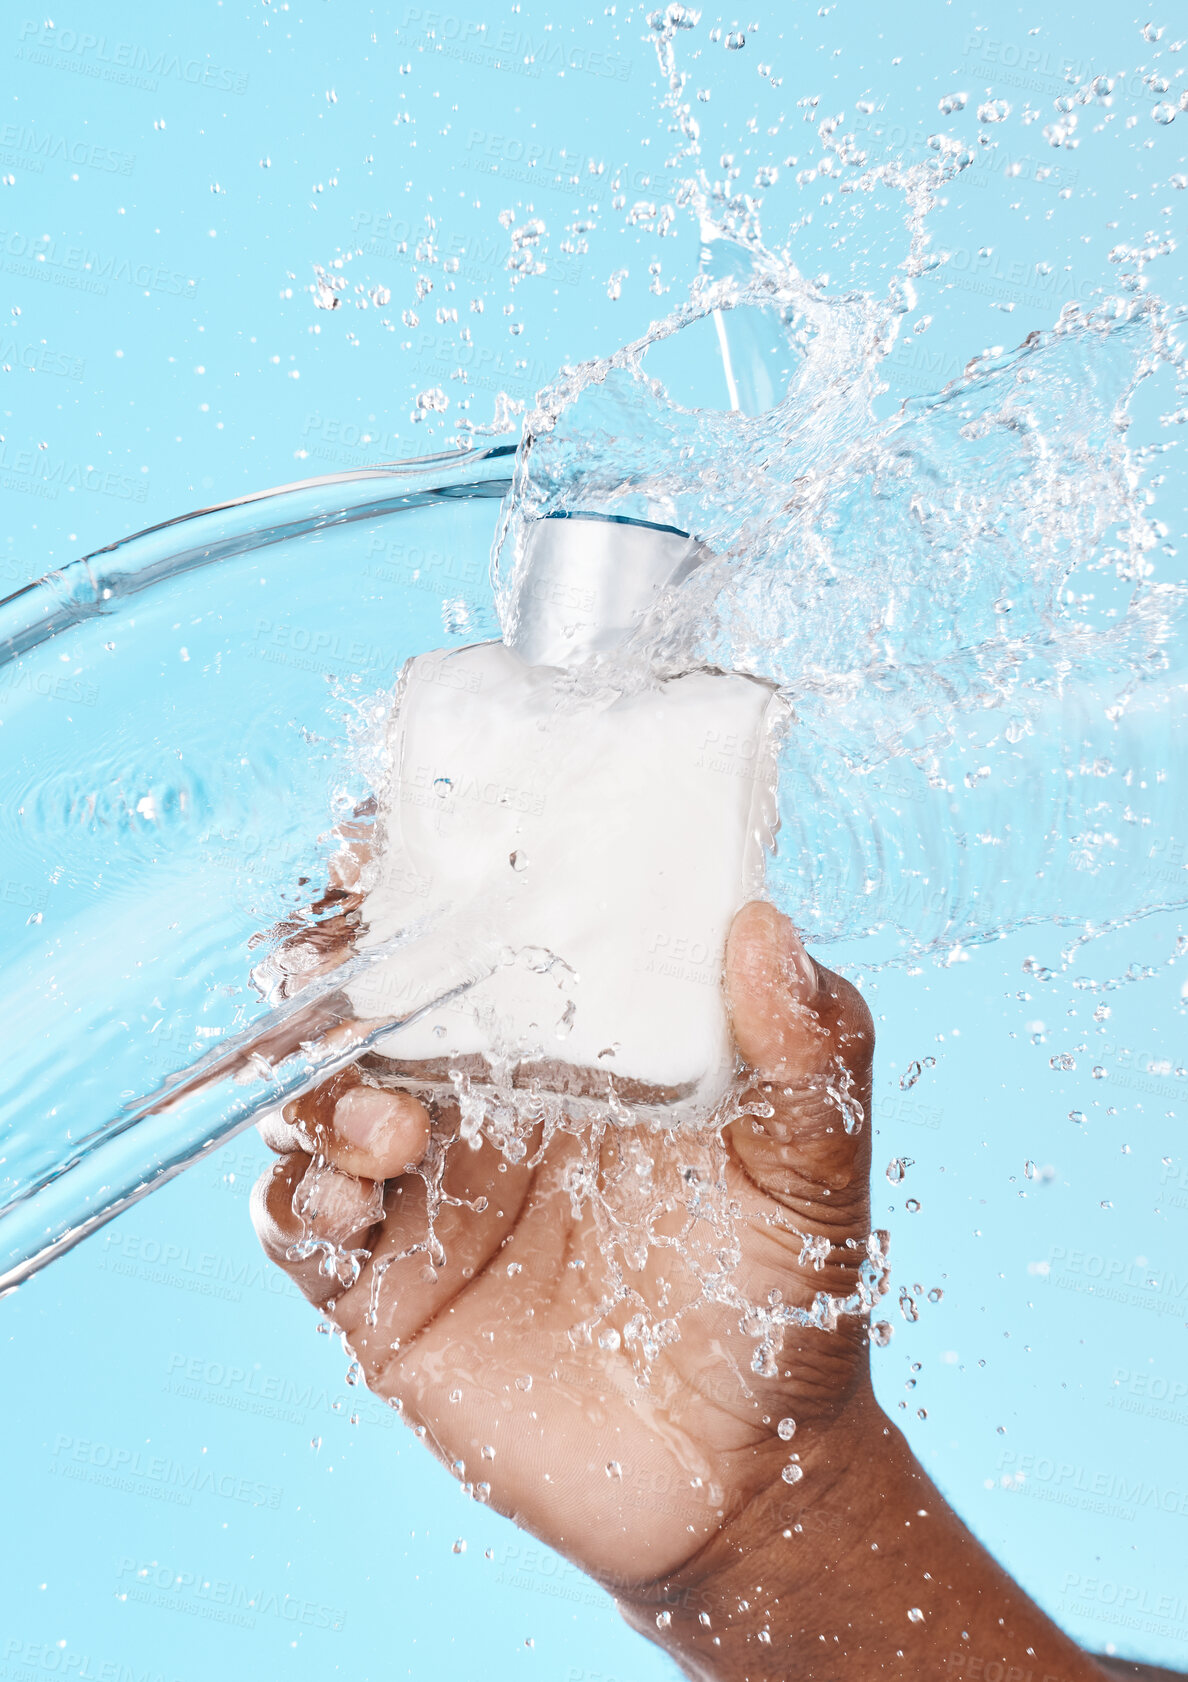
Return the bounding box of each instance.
[346,511,787,1125]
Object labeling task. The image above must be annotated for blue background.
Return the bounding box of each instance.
[2,2,1186,1677]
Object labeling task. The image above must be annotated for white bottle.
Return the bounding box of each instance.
[346,512,786,1125]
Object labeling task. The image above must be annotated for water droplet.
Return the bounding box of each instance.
[938,91,968,115]
[905,1198,922,1213]
[886,1157,909,1184]
[1050,1053,1076,1072]
[605,1460,622,1479]
[781,1462,804,1484]
[1092,1066,1108,1080]
[598,1328,621,1352]
[725,29,746,49]
[452,1538,466,1554]
[1152,102,1177,125]
[927,1287,943,1304]
[509,849,528,872]
[871,1320,893,1347]
[1069,1109,1086,1124]
[899,1288,920,1324]
[481,1444,496,1460]
[309,1436,322,1451]
[907,1606,925,1623]
[899,1058,935,1090]
[752,1345,779,1378]
[656,1610,672,1630]
[977,99,1011,123]
[514,1374,533,1392]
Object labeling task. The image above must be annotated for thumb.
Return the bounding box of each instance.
[724,901,873,1206]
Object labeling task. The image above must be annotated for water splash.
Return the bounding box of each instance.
[301,17,1188,1377]
[482,17,1187,964]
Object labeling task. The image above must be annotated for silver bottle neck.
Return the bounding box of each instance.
[504,513,706,669]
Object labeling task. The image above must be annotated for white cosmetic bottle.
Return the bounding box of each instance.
[346,511,786,1125]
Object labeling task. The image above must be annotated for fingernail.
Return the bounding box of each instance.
[333,1085,398,1152]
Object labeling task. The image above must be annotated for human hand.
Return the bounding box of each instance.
[251,901,881,1594]
[251,900,1117,1681]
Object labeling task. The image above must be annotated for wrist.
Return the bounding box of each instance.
[614,1388,889,1679]
[616,1395,1110,1682]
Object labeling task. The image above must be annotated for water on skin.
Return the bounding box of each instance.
[312,16,1188,1405]
[2,12,1184,1496]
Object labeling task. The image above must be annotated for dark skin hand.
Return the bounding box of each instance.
[252,902,1170,1680]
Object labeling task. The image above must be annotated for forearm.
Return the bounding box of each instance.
[618,1399,1113,1682]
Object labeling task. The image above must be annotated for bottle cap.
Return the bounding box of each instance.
[505,511,707,668]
